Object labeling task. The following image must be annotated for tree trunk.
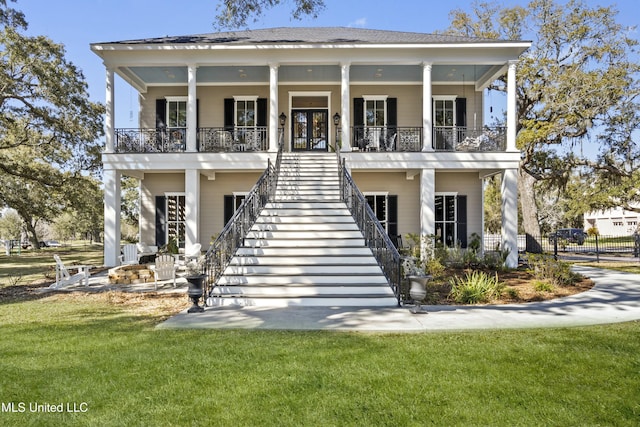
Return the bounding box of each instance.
[518,168,543,253]
[24,220,40,250]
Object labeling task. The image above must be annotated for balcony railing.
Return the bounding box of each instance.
[113,127,270,153]
[115,128,186,153]
[113,125,507,153]
[433,126,506,151]
[351,126,422,152]
[199,127,269,152]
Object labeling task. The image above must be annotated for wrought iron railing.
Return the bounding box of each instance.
[351,126,422,152]
[114,126,270,153]
[433,126,506,151]
[336,152,404,305]
[199,126,269,152]
[115,128,186,153]
[201,137,283,304]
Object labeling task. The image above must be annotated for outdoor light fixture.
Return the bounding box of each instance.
[279,112,287,127]
[333,112,341,126]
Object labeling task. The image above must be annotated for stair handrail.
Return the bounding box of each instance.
[335,152,403,305]
[203,136,283,303]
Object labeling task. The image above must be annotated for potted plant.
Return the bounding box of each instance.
[401,256,431,314]
[185,255,206,313]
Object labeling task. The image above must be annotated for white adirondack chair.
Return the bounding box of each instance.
[50,255,90,289]
[151,254,177,290]
[120,243,139,265]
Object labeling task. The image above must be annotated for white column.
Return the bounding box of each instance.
[105,67,115,153]
[340,63,351,151]
[103,168,121,267]
[420,168,435,260]
[506,60,518,152]
[186,64,198,152]
[185,169,200,249]
[422,62,433,152]
[268,63,279,152]
[501,168,518,268]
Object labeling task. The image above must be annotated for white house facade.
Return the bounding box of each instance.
[91,27,530,269]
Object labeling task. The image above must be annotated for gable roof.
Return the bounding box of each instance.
[95,27,523,46]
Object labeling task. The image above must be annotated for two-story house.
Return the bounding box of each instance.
[91,27,530,269]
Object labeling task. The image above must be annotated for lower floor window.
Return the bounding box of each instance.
[364,193,398,246]
[435,194,467,248]
[224,193,247,224]
[166,194,185,248]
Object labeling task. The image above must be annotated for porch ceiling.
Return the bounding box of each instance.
[119,64,498,91]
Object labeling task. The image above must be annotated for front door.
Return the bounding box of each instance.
[292,110,328,151]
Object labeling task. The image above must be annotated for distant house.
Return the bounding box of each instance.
[91,27,530,268]
[584,205,640,236]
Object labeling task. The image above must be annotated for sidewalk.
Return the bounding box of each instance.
[157,266,640,332]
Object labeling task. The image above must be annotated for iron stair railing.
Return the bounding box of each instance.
[202,135,283,303]
[336,152,404,305]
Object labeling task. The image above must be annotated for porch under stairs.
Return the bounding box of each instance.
[207,152,398,307]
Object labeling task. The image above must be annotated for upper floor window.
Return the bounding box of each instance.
[165,97,187,129]
[234,96,257,128]
[364,96,387,127]
[433,96,455,127]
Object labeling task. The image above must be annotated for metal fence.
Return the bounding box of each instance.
[484,233,640,262]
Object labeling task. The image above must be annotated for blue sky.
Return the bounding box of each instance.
[15,0,640,128]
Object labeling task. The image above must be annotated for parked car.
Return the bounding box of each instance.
[548,228,587,245]
[44,240,62,247]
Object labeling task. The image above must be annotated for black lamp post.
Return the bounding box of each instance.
[279,112,287,128]
[333,112,341,150]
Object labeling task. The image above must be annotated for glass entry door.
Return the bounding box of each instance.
[292,109,328,151]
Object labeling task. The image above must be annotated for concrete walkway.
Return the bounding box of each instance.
[158,266,640,332]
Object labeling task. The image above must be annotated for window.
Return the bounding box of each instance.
[364,98,386,127]
[364,193,398,245]
[224,193,248,224]
[166,193,185,248]
[435,194,467,248]
[434,98,455,127]
[235,97,257,129]
[166,97,187,129]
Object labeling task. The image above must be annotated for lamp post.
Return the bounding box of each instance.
[279,112,286,147]
[333,112,341,151]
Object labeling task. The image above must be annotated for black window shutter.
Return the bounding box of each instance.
[155,196,166,246]
[257,98,267,127]
[353,98,364,126]
[223,195,233,224]
[388,195,398,243]
[456,195,468,248]
[456,98,467,127]
[224,98,234,131]
[387,98,397,126]
[156,99,167,129]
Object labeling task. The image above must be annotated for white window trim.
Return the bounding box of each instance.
[233,96,258,128]
[165,97,188,129]
[364,192,389,232]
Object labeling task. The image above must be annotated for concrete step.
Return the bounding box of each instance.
[222,264,384,275]
[216,274,389,285]
[243,237,365,247]
[211,285,394,297]
[251,222,360,232]
[235,247,374,256]
[206,295,398,307]
[229,255,376,265]
[255,216,354,224]
[245,230,364,240]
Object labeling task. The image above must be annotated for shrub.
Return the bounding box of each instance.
[533,280,554,292]
[449,271,505,304]
[527,254,581,287]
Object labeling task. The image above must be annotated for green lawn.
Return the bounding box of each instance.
[0,296,639,426]
[1,246,640,425]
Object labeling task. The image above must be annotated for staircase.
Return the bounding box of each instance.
[208,152,398,307]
